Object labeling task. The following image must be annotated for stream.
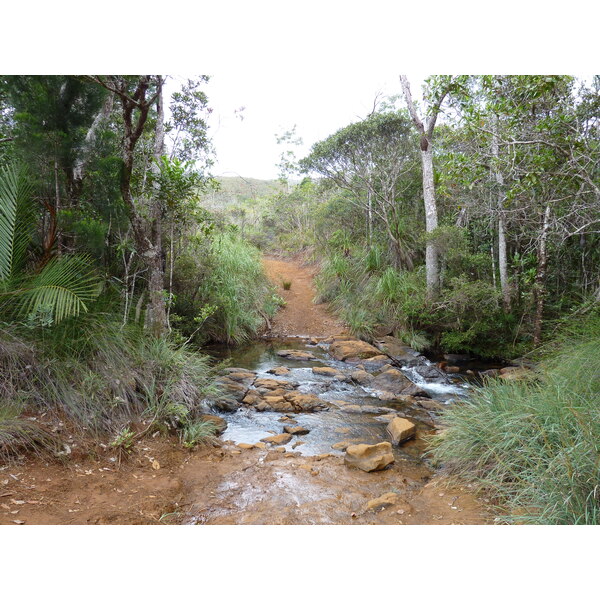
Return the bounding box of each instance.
[206,337,478,463]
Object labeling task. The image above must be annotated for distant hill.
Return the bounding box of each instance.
[203,176,285,210]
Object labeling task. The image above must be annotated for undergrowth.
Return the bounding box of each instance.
[429,313,600,524]
[0,313,220,460]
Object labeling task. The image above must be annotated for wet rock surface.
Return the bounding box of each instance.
[205,336,474,458]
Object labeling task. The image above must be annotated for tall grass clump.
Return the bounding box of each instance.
[0,310,219,459]
[430,315,600,524]
[174,231,279,344]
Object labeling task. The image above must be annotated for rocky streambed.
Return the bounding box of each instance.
[204,335,473,462]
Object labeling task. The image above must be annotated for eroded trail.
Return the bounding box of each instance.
[262,256,347,337]
[1,256,491,525]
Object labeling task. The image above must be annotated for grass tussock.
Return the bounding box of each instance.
[430,315,600,524]
[0,314,219,460]
[173,231,282,345]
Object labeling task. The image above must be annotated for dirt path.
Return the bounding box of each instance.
[262,256,347,338]
[0,437,490,525]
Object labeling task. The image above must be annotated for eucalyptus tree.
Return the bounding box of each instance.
[300,110,420,269]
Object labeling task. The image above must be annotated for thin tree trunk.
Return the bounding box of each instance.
[492,114,510,311]
[144,76,168,338]
[533,204,551,345]
[400,75,448,301]
[367,188,373,245]
[498,214,510,310]
[54,160,62,256]
[421,146,439,298]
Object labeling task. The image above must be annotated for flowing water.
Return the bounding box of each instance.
[207,338,474,463]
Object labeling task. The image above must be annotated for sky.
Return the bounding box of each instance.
[167,70,427,180]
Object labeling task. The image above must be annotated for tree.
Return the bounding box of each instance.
[300,110,420,268]
[88,75,169,336]
[400,75,464,299]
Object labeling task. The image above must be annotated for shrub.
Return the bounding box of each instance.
[172,231,278,344]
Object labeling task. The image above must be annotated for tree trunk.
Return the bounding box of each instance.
[421,144,439,299]
[144,77,168,338]
[533,204,551,345]
[491,114,510,311]
[498,214,510,310]
[400,75,447,301]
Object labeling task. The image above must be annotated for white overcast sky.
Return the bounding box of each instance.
[166,69,428,180]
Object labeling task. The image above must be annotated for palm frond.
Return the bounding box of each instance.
[16,255,100,324]
[0,163,35,280]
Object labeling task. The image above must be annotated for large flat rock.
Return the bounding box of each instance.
[329,339,381,362]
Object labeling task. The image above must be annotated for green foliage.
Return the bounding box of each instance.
[172,231,277,344]
[0,163,100,325]
[180,420,218,449]
[430,315,600,524]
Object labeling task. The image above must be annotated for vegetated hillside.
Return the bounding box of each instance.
[204,176,285,211]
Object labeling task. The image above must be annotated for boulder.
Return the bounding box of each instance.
[322,335,355,344]
[375,336,421,365]
[329,339,381,362]
[481,369,500,378]
[260,433,293,445]
[254,377,298,390]
[371,368,429,397]
[241,391,261,406]
[386,417,416,445]
[276,349,317,361]
[237,442,255,450]
[267,366,291,376]
[199,414,227,435]
[350,370,374,385]
[414,364,450,382]
[209,372,257,411]
[312,366,343,377]
[499,367,532,381]
[344,442,395,472]
[225,371,257,382]
[283,425,310,436]
[416,399,445,412]
[363,492,399,512]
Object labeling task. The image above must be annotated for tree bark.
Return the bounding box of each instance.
[144,76,168,338]
[491,114,510,311]
[400,75,449,300]
[421,145,439,297]
[533,204,551,345]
